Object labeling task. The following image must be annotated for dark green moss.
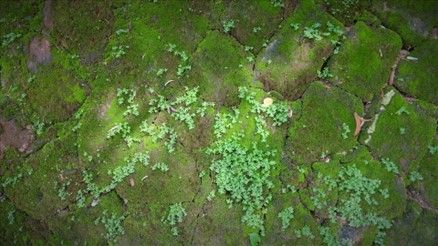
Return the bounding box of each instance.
[288,81,363,164]
[328,21,402,102]
[255,0,343,100]
[396,40,438,105]
[360,88,436,175]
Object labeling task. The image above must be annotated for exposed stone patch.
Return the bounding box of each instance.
[27,37,52,72]
[0,117,34,159]
[43,0,53,30]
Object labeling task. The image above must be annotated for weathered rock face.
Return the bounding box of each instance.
[27,37,52,72]
[0,118,34,158]
[0,0,437,244]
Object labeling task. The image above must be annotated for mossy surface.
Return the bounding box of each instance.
[396,40,438,105]
[255,0,343,100]
[328,21,402,102]
[360,88,436,175]
[371,0,438,46]
[1,0,437,244]
[288,81,363,164]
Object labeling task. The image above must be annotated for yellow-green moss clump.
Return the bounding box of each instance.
[288,81,363,164]
[255,0,344,100]
[360,88,436,175]
[1,0,437,244]
[396,40,438,105]
[371,0,438,46]
[328,21,402,102]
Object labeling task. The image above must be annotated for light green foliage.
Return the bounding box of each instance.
[95,210,126,241]
[107,122,138,147]
[381,158,399,174]
[207,190,216,201]
[255,115,269,142]
[320,164,393,244]
[408,171,423,182]
[148,86,213,130]
[238,86,289,127]
[428,145,438,155]
[108,45,129,60]
[163,203,187,236]
[213,109,240,138]
[303,23,323,41]
[151,162,169,172]
[252,26,262,33]
[290,23,300,30]
[32,120,45,136]
[7,209,15,225]
[1,165,33,188]
[278,206,294,230]
[270,0,284,8]
[57,180,71,201]
[117,88,139,117]
[341,122,351,139]
[223,20,235,33]
[166,43,191,77]
[395,106,409,116]
[156,68,168,77]
[317,67,333,79]
[2,32,21,47]
[319,226,338,246]
[79,152,149,204]
[207,134,276,233]
[295,225,315,239]
[141,122,177,153]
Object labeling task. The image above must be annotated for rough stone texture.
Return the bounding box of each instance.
[27,37,52,72]
[0,118,34,158]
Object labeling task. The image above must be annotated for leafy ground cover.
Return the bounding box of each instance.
[0,0,437,245]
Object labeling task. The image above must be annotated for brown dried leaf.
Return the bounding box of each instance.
[354,112,364,136]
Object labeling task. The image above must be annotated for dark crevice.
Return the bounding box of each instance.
[406,188,438,214]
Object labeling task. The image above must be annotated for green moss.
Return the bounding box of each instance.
[396,40,438,105]
[255,0,343,100]
[417,136,438,208]
[318,0,364,25]
[288,81,363,164]
[51,0,113,58]
[360,88,436,175]
[0,199,32,243]
[3,134,77,221]
[190,31,254,106]
[328,21,402,102]
[385,202,437,245]
[47,192,123,244]
[371,0,438,46]
[24,50,87,122]
[193,0,287,51]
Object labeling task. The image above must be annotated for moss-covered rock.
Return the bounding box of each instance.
[288,81,363,164]
[371,0,438,47]
[190,31,254,106]
[385,202,437,245]
[255,0,343,100]
[328,21,402,102]
[0,198,34,243]
[416,135,438,208]
[192,0,292,52]
[51,0,113,60]
[3,134,78,221]
[396,40,438,105]
[360,88,436,175]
